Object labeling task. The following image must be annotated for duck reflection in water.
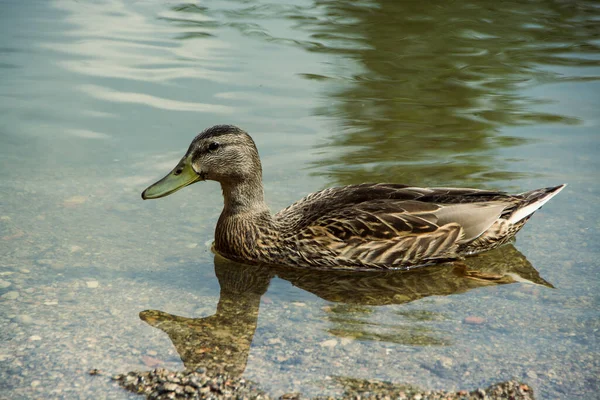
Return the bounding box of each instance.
[140,245,552,376]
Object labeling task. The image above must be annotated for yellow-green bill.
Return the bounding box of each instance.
[142,157,201,199]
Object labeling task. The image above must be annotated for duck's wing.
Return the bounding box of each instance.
[275,183,416,225]
[287,197,509,268]
[276,183,512,224]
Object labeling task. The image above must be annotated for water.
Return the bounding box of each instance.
[0,0,598,398]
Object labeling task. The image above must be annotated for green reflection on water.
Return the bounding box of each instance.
[292,0,598,186]
[139,246,550,374]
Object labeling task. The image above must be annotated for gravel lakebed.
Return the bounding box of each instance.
[110,368,534,400]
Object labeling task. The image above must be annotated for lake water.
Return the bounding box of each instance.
[0,0,598,398]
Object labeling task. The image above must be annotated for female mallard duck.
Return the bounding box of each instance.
[142,125,565,270]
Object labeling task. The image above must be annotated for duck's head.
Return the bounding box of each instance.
[142,125,262,200]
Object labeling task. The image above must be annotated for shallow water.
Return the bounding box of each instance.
[0,0,598,398]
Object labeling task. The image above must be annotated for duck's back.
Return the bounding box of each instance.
[273,183,564,269]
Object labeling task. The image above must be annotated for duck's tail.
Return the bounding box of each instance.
[508,184,567,224]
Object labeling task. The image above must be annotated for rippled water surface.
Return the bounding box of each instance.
[1,0,599,398]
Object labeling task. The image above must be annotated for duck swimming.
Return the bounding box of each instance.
[142,125,565,270]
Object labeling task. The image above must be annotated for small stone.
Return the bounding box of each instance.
[0,279,12,288]
[19,268,31,274]
[15,315,33,325]
[184,385,195,394]
[1,291,19,300]
[186,243,198,249]
[392,294,411,302]
[463,316,486,325]
[31,380,41,388]
[86,281,99,289]
[320,339,338,348]
[70,245,83,253]
[280,393,301,400]
[162,382,179,392]
[340,337,353,346]
[29,335,42,341]
[526,370,538,379]
[267,338,283,345]
[262,296,273,304]
[435,356,454,370]
[51,263,65,271]
[63,195,87,207]
[276,354,291,362]
[292,302,306,307]
[142,355,161,368]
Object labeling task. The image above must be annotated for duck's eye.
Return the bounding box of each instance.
[207,142,219,152]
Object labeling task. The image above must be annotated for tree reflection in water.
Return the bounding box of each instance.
[296,1,595,186]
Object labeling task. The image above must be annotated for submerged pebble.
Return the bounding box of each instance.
[15,315,33,325]
[463,316,486,325]
[86,281,99,289]
[63,196,87,207]
[1,291,19,300]
[320,339,338,348]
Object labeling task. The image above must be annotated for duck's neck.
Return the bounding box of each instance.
[215,177,276,262]
[220,177,270,217]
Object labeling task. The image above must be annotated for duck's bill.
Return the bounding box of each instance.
[141,158,201,200]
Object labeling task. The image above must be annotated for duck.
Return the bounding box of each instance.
[142,125,565,270]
